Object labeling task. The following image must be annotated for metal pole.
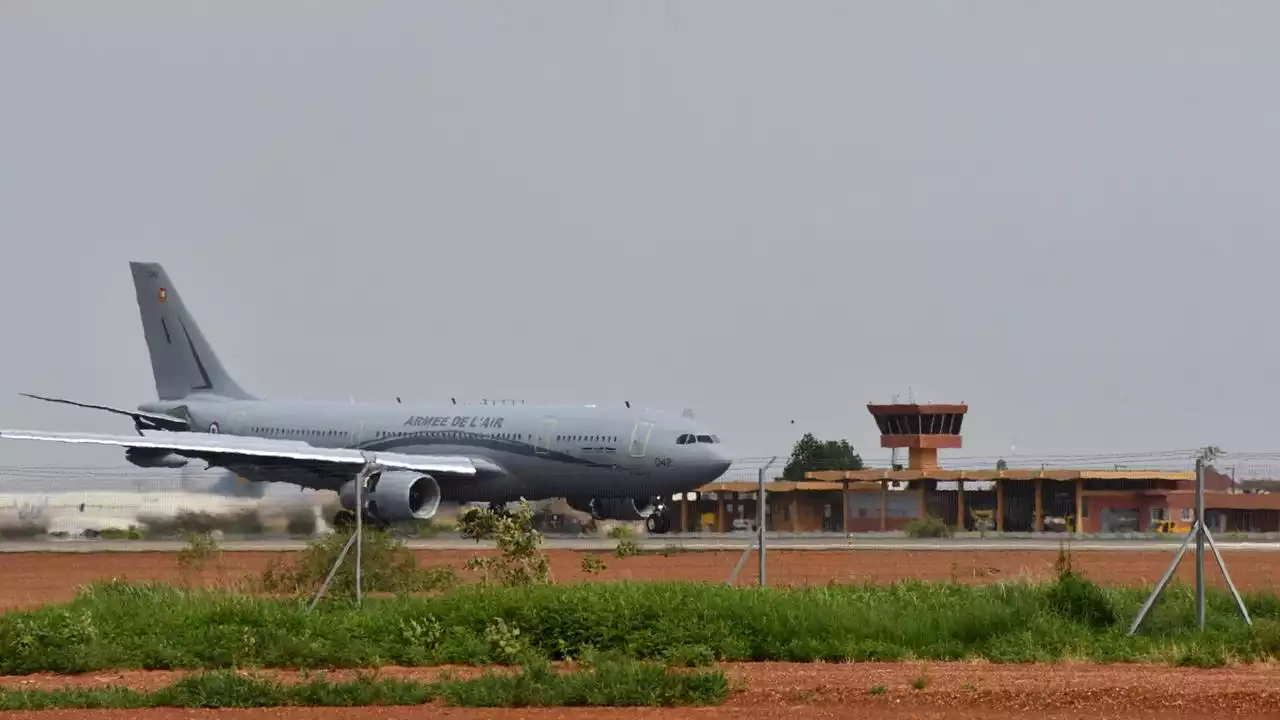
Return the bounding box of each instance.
[1195,455,1205,630]
[1130,445,1245,635]
[757,466,766,587]
[1204,526,1252,625]
[1127,519,1196,635]
[308,531,358,612]
[308,459,376,612]
[355,463,364,606]
[725,455,777,588]
[759,456,777,587]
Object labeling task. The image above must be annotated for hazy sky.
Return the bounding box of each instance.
[3,1,1279,477]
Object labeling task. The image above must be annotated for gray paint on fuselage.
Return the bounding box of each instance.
[138,396,731,504]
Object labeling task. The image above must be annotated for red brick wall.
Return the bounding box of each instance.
[1079,494,1156,533]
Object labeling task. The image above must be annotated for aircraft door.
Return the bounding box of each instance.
[629,421,654,458]
[535,418,557,455]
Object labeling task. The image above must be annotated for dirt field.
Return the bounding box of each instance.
[1,662,1279,718]
[5,548,1278,717]
[0,547,1278,611]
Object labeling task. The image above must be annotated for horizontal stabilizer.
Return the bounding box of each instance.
[19,392,191,432]
[0,428,502,477]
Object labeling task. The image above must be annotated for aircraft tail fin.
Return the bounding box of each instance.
[129,262,255,401]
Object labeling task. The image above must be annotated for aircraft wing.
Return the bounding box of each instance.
[0,428,501,477]
[18,393,191,432]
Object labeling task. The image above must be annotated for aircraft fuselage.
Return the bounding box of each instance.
[139,395,733,505]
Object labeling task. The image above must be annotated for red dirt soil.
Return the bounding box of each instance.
[2,662,1280,719]
[5,548,1280,717]
[1,547,1279,611]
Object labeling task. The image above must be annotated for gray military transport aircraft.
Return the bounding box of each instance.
[0,262,732,534]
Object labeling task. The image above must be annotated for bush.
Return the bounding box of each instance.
[253,527,457,601]
[458,500,552,586]
[1044,545,1117,629]
[614,539,642,558]
[903,516,952,538]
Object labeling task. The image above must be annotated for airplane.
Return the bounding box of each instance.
[0,262,732,534]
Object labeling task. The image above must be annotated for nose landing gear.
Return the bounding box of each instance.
[645,509,672,535]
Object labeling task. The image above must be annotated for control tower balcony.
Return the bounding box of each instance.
[866,403,968,471]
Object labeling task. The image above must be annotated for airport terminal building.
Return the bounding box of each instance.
[674,403,1280,535]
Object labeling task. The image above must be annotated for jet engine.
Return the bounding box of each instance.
[338,470,442,523]
[125,447,189,469]
[566,496,660,521]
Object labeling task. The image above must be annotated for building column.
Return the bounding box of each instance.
[956,481,965,530]
[1034,478,1044,532]
[1074,478,1084,534]
[717,494,726,533]
[996,480,1005,532]
[880,481,888,531]
[842,481,850,535]
[679,497,689,532]
[790,492,799,532]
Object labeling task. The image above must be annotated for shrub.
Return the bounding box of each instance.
[254,527,456,601]
[903,516,952,538]
[458,500,552,587]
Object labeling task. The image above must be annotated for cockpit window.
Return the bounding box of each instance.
[679,433,721,444]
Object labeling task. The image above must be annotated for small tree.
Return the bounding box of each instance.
[996,458,1008,471]
[783,433,864,480]
[458,500,552,586]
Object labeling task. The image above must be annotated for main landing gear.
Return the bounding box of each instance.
[333,509,390,531]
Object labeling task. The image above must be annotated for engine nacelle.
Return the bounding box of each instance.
[125,447,189,469]
[338,470,442,523]
[567,496,661,521]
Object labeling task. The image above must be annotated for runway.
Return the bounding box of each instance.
[2,532,1279,553]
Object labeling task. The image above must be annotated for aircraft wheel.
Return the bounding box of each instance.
[646,513,670,535]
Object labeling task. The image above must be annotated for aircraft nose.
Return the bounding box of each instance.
[706,445,732,478]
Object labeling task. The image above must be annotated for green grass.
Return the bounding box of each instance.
[4,569,1280,674]
[0,661,728,709]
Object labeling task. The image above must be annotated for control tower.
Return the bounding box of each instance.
[866,403,968,471]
